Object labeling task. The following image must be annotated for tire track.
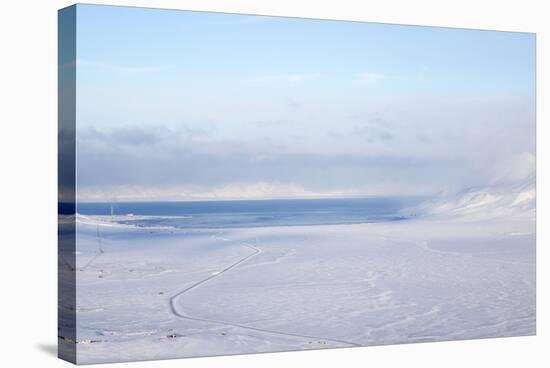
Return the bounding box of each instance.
[78,225,105,271]
[169,233,360,347]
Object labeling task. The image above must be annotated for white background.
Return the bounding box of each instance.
[0,0,547,367]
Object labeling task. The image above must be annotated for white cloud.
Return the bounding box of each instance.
[490,152,535,184]
[76,182,357,202]
[357,73,385,84]
[251,73,321,83]
[75,96,535,201]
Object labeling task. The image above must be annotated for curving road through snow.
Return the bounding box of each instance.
[169,233,361,347]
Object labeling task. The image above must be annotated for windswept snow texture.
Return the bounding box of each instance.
[73,193,535,364]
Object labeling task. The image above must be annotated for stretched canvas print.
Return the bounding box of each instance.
[58,4,536,364]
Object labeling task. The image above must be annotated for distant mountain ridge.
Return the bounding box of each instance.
[414,176,535,220]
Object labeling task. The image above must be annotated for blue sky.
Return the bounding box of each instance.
[73,4,535,201]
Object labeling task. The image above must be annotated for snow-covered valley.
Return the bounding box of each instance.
[67,189,535,364]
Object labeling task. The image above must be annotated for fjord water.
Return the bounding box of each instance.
[77,197,422,229]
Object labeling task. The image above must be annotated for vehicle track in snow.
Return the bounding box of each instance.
[169,233,361,348]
